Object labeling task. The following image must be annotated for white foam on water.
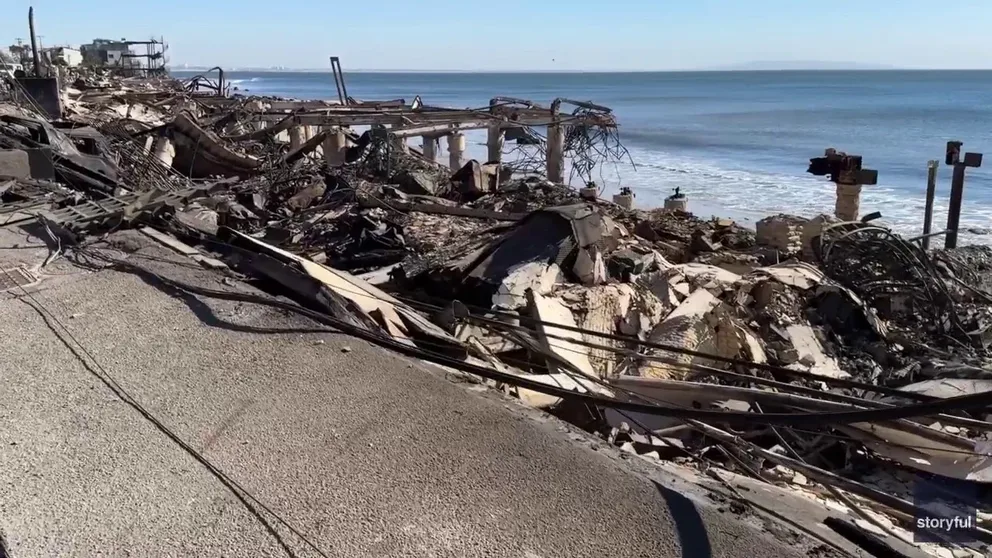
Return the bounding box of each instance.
[408,132,992,244]
[590,145,992,244]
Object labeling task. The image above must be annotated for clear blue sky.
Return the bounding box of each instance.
[4,0,992,71]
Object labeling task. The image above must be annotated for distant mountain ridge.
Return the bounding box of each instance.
[171,61,907,73]
[701,61,901,71]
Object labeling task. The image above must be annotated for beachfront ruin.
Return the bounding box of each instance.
[2,9,992,558]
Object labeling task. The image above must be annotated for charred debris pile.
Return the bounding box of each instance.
[2,72,991,556]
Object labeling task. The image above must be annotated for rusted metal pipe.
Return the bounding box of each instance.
[922,160,939,250]
[546,99,565,183]
[28,7,41,77]
[943,141,984,250]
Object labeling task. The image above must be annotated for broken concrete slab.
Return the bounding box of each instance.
[895,379,992,400]
[639,289,720,380]
[756,214,807,255]
[396,169,443,196]
[574,245,608,286]
[838,421,992,483]
[492,262,560,310]
[0,148,55,180]
[755,262,825,291]
[286,181,327,211]
[637,270,681,309]
[562,284,639,378]
[671,263,741,291]
[450,159,497,197]
[528,290,597,380]
[785,324,850,379]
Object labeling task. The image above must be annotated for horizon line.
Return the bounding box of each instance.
[170,66,992,73]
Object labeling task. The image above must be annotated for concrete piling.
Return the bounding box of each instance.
[448,132,465,171]
[289,126,305,151]
[323,127,346,167]
[487,125,504,164]
[613,187,635,210]
[806,148,877,222]
[422,136,437,162]
[834,183,863,221]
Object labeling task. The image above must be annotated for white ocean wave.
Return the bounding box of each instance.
[404,133,992,244]
[577,145,992,244]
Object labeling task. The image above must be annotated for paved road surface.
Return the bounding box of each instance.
[0,230,836,557]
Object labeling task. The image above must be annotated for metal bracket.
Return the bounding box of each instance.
[945,140,983,168]
[807,148,878,185]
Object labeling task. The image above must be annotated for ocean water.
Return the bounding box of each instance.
[173,70,992,241]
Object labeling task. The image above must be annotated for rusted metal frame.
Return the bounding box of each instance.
[329,56,349,105]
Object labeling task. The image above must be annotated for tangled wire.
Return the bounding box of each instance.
[814,221,977,346]
[564,107,634,185]
[494,102,633,186]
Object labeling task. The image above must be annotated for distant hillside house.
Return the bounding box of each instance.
[47,47,83,67]
[81,39,140,68]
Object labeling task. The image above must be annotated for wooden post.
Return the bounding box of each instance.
[546,100,564,184]
[922,160,939,250]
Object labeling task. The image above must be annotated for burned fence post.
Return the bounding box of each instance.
[487,98,504,165]
[944,140,984,249]
[807,148,878,221]
[922,159,940,250]
[546,99,565,184]
[447,131,465,171]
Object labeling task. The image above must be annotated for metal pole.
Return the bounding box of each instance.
[922,160,939,250]
[943,140,983,250]
[28,7,41,77]
[945,163,966,249]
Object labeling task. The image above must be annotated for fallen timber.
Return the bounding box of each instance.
[3,68,992,558]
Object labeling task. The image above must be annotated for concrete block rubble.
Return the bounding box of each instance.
[3,70,992,557]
